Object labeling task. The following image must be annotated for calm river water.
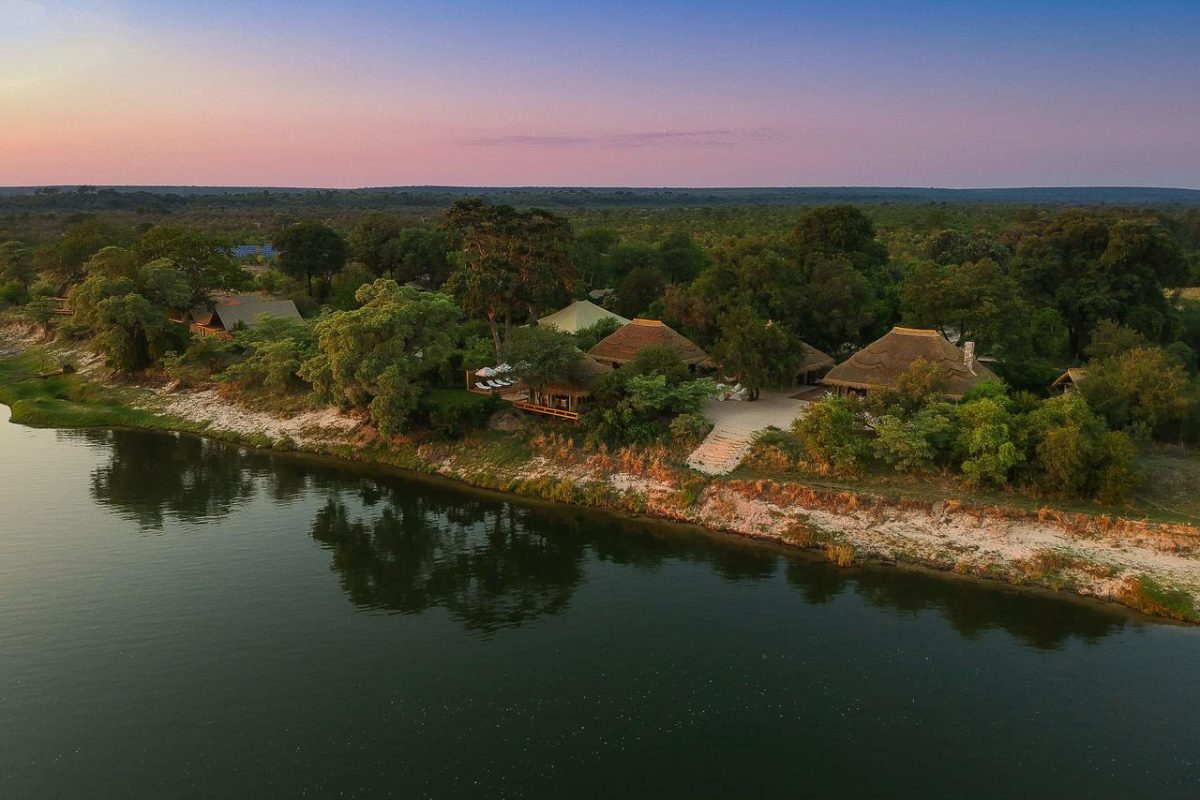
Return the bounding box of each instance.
[1,406,1198,798]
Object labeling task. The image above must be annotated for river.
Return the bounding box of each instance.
[0,406,1197,798]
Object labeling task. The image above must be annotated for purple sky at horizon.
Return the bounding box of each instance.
[2,0,1198,188]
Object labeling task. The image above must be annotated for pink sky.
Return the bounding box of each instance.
[3,0,1198,188]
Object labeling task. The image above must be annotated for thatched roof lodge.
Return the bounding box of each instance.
[1051,368,1087,393]
[538,299,629,334]
[587,318,709,368]
[798,341,836,383]
[822,327,997,400]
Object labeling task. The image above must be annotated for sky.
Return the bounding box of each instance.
[2,0,1198,188]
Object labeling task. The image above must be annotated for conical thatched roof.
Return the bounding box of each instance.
[822,327,997,399]
[538,300,629,334]
[588,318,709,366]
[799,341,835,373]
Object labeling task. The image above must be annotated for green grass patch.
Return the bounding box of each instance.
[0,348,167,430]
[1121,576,1199,623]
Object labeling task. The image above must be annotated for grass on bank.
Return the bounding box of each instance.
[0,348,168,430]
[731,446,1200,527]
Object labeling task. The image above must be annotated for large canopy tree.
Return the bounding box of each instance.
[301,279,461,435]
[275,221,349,296]
[441,199,575,362]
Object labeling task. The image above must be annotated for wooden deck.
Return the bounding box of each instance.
[513,400,579,421]
[51,297,73,316]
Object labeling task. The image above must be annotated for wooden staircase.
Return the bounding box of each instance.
[686,426,755,476]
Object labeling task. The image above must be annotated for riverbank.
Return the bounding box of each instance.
[2,327,1198,623]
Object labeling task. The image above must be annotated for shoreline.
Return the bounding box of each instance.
[2,333,1198,623]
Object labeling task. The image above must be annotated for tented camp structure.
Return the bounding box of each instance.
[587,318,710,369]
[822,327,996,400]
[185,293,302,338]
[537,300,629,335]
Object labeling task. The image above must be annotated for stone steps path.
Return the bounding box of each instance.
[686,425,757,475]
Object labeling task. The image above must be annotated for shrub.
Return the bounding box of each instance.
[792,395,869,473]
[420,389,502,437]
[669,412,711,446]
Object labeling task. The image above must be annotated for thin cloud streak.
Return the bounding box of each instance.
[457,128,786,149]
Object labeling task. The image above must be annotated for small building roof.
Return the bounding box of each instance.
[798,341,836,373]
[1051,368,1087,392]
[822,326,997,399]
[587,318,709,366]
[198,293,302,331]
[538,299,629,335]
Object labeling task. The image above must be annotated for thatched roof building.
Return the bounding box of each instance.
[799,342,835,373]
[587,318,709,368]
[822,327,997,400]
[1051,368,1087,394]
[538,300,629,334]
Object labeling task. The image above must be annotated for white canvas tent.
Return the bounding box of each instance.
[537,300,629,335]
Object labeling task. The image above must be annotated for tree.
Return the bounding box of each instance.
[571,228,619,291]
[133,225,243,306]
[902,257,1027,357]
[1012,212,1185,355]
[657,232,710,283]
[792,394,869,474]
[384,227,451,285]
[712,305,802,399]
[573,316,623,352]
[615,265,665,319]
[0,240,36,290]
[955,397,1022,487]
[40,216,133,286]
[301,280,461,435]
[92,293,182,372]
[138,258,193,312]
[349,212,404,276]
[83,246,137,280]
[441,199,574,362]
[1025,393,1139,502]
[504,325,589,390]
[1084,320,1149,362]
[275,221,348,296]
[1081,347,1196,440]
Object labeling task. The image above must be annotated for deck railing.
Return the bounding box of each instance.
[513,401,580,421]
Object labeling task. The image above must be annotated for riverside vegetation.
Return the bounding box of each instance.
[3,192,1200,620]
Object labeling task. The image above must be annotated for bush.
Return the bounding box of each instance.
[792,394,869,473]
[669,411,711,446]
[420,388,502,436]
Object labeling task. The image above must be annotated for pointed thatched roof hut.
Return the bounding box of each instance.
[822,327,997,400]
[1050,368,1087,394]
[799,342,835,372]
[587,318,709,368]
[538,299,629,334]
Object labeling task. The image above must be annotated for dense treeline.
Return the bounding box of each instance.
[4,196,1200,504]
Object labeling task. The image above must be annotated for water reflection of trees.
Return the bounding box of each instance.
[88,430,259,529]
[310,492,585,634]
[84,429,1128,646]
[784,560,1127,650]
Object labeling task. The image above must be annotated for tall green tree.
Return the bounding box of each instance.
[441,199,574,361]
[301,280,461,435]
[275,221,349,296]
[712,305,803,399]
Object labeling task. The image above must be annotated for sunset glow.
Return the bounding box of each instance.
[3,0,1199,187]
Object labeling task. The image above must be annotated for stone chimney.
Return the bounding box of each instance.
[963,341,976,373]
